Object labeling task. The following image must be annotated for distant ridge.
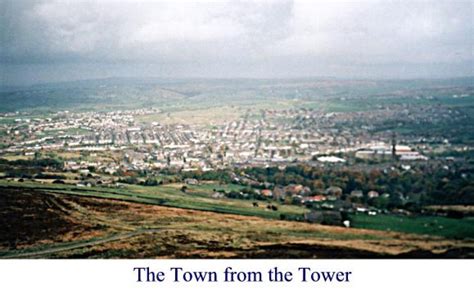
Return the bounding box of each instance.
[0,76,472,113]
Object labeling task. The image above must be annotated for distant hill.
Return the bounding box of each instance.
[0,77,472,113]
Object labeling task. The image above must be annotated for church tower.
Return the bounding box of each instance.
[391,132,396,159]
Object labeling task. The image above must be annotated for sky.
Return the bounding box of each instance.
[1,0,473,86]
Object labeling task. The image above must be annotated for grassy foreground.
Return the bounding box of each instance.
[1,179,474,258]
[1,179,474,240]
[1,186,474,258]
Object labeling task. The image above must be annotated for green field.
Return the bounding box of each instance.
[350,213,474,239]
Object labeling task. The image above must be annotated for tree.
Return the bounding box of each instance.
[459,185,474,204]
[371,196,389,210]
[34,151,41,160]
[144,178,159,186]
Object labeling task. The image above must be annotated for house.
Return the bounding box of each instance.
[300,186,312,196]
[261,189,273,197]
[301,195,327,203]
[184,178,199,185]
[350,190,364,199]
[212,192,225,199]
[79,169,90,175]
[368,191,380,199]
[284,184,304,195]
[399,154,428,161]
[317,156,346,163]
[325,186,343,198]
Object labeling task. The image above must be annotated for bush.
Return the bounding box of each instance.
[143,178,159,186]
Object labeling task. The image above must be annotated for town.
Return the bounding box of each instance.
[1,101,468,172]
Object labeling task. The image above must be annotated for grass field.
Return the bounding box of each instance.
[134,95,299,126]
[350,213,474,240]
[136,106,243,125]
[1,154,35,161]
[299,95,474,113]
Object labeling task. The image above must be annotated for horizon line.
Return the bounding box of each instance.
[2,75,473,89]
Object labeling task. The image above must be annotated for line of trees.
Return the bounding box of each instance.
[243,164,474,206]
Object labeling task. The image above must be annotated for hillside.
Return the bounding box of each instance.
[1,187,473,258]
[1,77,472,113]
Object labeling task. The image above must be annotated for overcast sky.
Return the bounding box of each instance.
[1,0,473,86]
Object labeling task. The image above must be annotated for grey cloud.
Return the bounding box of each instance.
[0,0,472,85]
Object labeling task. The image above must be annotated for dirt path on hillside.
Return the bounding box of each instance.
[1,229,162,259]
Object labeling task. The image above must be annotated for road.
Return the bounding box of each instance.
[1,229,162,259]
